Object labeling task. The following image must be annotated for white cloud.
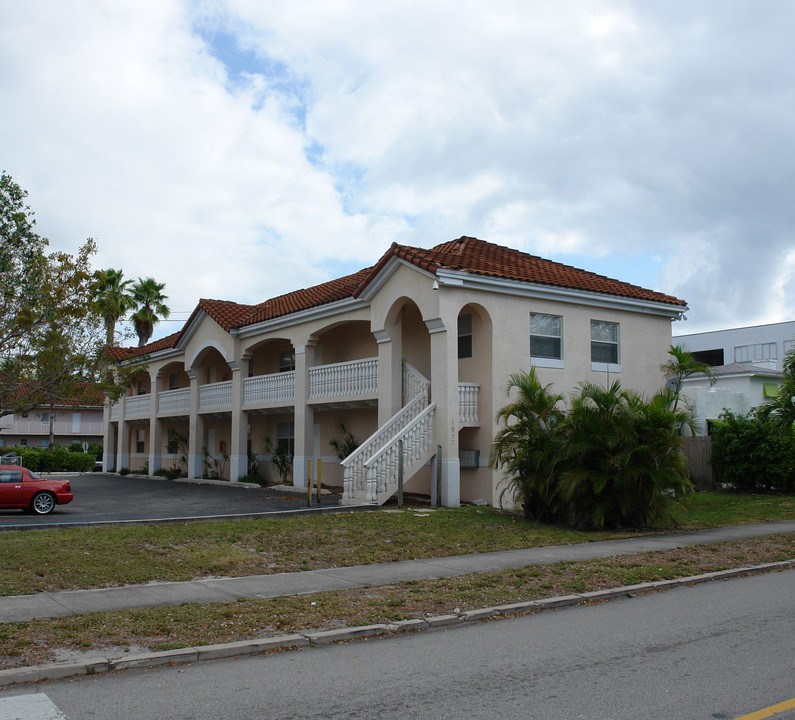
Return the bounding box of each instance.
[1,0,793,341]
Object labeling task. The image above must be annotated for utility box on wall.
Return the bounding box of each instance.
[459,449,480,468]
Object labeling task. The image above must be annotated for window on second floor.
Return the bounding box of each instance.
[591,320,620,366]
[530,313,562,361]
[457,313,473,359]
[168,372,181,390]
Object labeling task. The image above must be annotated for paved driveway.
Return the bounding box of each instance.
[0,474,343,529]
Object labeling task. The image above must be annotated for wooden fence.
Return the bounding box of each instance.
[681,436,715,491]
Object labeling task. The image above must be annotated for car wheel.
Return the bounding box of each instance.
[31,492,56,515]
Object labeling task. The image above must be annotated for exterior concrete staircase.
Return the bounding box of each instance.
[341,361,436,505]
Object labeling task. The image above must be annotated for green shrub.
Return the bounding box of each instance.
[711,410,795,492]
[6,445,95,473]
[492,371,694,530]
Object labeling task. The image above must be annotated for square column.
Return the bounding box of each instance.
[429,318,460,507]
[148,373,162,474]
[228,362,248,482]
[187,371,204,479]
[102,403,114,472]
[375,328,402,425]
[292,343,316,490]
[117,417,130,473]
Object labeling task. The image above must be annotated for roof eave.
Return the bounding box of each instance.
[435,269,688,318]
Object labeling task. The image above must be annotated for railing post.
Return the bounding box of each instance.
[397,440,404,508]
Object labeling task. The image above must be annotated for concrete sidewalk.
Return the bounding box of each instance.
[2,520,793,624]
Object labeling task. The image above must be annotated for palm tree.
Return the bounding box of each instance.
[130,277,170,347]
[93,268,133,346]
[661,345,716,411]
[490,369,564,520]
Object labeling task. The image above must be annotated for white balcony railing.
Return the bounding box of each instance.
[158,387,191,417]
[109,404,120,421]
[458,382,480,424]
[199,381,233,412]
[0,419,105,436]
[309,357,378,400]
[243,371,295,407]
[125,394,151,419]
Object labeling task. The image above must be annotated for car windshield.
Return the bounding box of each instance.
[28,470,42,480]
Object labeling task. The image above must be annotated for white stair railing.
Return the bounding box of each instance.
[342,393,427,497]
[342,359,432,501]
[402,360,430,404]
[364,403,436,502]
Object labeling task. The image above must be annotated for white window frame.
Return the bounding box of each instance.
[277,421,295,456]
[590,320,621,372]
[530,313,564,369]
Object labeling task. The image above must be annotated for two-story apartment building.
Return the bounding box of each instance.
[104,236,687,507]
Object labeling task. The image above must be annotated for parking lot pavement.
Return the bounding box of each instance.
[0,474,345,529]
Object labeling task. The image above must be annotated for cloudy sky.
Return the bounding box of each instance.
[1,1,793,341]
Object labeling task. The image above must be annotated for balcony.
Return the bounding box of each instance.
[110,357,382,422]
[158,388,191,417]
[243,371,295,409]
[0,419,105,436]
[125,394,151,419]
[309,357,378,400]
[199,381,233,413]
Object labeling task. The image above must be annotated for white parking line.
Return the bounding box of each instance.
[0,693,66,720]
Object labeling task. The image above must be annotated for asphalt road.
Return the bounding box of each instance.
[3,569,792,719]
[0,474,343,528]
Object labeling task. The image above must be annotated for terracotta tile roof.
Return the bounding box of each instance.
[105,332,182,361]
[110,236,685,361]
[357,236,686,307]
[198,299,255,331]
[1,379,105,408]
[242,268,372,326]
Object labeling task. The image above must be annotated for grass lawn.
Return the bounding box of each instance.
[0,491,792,597]
[1,533,792,669]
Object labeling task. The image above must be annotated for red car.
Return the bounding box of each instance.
[0,465,74,515]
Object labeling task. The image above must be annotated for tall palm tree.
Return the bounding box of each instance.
[130,277,170,347]
[93,268,133,346]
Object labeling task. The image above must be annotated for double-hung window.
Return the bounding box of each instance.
[590,320,620,370]
[530,313,563,368]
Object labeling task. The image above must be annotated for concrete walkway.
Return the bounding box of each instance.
[2,520,793,624]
